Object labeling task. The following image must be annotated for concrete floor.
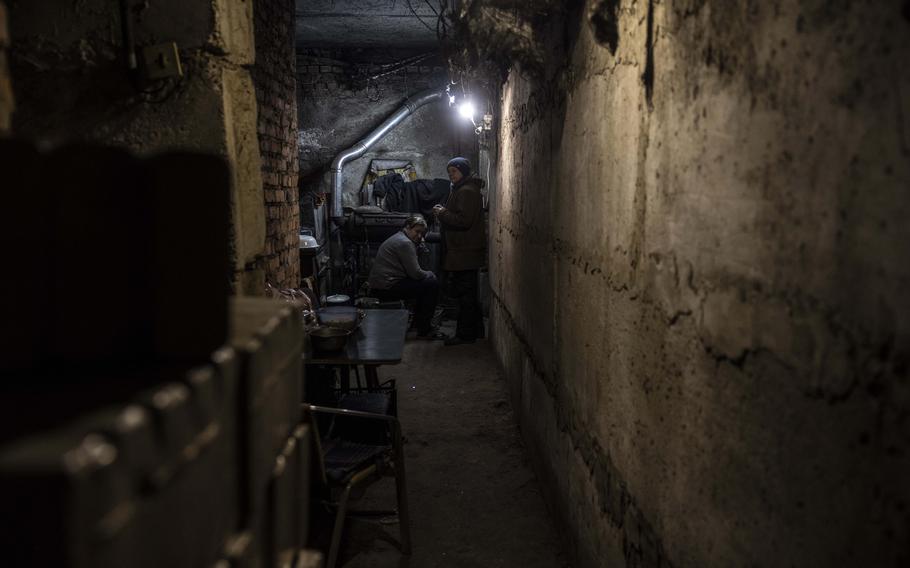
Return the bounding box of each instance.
[336,325,568,567]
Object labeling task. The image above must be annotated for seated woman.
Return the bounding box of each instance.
[367,215,447,340]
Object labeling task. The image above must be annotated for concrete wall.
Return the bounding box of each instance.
[252,0,299,288]
[488,1,910,566]
[296,48,476,228]
[7,0,267,291]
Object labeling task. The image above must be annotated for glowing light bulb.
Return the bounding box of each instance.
[458,101,475,120]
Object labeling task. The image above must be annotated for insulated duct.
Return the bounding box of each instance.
[329,88,444,223]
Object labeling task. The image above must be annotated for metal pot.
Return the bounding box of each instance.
[299,234,318,249]
[326,294,352,306]
[308,327,350,352]
[317,306,361,331]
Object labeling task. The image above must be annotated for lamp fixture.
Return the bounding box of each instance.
[458,101,476,121]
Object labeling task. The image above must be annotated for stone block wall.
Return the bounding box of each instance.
[252,0,299,288]
[7,0,267,293]
[486,1,910,566]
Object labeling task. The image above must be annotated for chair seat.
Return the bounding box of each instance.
[337,392,393,415]
[322,440,388,484]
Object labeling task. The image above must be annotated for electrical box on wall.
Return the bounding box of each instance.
[483,113,493,130]
[141,42,183,81]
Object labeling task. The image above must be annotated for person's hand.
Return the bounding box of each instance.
[432,204,444,216]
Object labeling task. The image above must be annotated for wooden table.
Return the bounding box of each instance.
[304,309,409,390]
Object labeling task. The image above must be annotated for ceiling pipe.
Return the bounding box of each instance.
[329,88,444,224]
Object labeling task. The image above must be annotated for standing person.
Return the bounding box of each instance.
[367,216,447,340]
[432,157,485,346]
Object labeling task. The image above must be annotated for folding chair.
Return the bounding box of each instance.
[304,404,411,568]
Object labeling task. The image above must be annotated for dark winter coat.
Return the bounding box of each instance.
[375,174,451,220]
[438,177,486,271]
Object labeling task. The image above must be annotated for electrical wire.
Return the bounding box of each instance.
[435,0,449,41]
[405,0,437,34]
[365,52,436,82]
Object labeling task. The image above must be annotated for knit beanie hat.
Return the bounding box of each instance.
[446,157,472,179]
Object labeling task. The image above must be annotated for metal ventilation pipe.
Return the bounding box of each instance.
[329,88,444,223]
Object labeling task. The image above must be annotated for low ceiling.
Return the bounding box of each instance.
[295,0,456,49]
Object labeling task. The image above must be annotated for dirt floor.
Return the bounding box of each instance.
[335,323,568,567]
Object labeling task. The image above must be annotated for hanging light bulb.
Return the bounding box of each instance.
[458,101,475,120]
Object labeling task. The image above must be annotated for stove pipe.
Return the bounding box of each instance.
[329,88,444,224]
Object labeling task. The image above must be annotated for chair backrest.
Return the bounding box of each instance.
[333,391,396,445]
[302,407,328,487]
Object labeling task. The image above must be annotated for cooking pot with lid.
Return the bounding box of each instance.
[316,306,362,331]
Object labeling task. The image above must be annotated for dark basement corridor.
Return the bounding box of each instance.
[2,0,908,567]
[337,326,567,568]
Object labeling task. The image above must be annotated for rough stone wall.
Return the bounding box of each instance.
[252,0,299,288]
[7,0,267,292]
[297,49,476,216]
[489,1,910,566]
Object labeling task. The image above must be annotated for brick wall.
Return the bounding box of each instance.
[253,0,300,289]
